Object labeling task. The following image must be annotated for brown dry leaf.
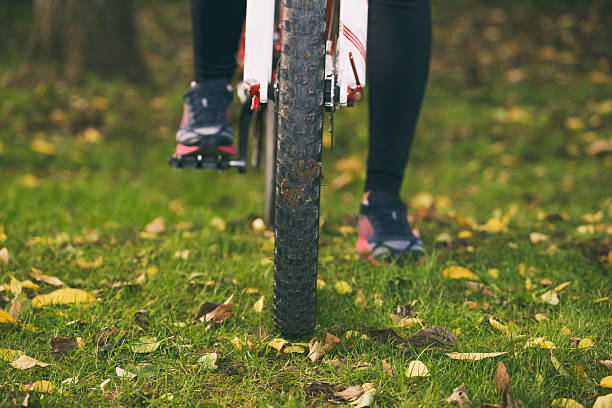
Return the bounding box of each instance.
[10,354,51,370]
[307,337,325,362]
[408,326,457,348]
[445,352,507,361]
[494,361,510,395]
[206,303,234,323]
[443,266,480,281]
[32,288,96,308]
[76,257,103,269]
[50,336,82,355]
[587,139,612,155]
[144,217,165,234]
[334,385,365,402]
[446,384,472,407]
[323,332,340,353]
[116,366,137,379]
[0,309,17,325]
[600,360,612,372]
[195,301,220,321]
[30,268,64,286]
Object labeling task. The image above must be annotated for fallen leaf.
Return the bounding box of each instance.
[252,218,266,232]
[100,378,111,390]
[323,332,340,353]
[382,359,395,376]
[405,360,430,377]
[210,216,226,231]
[116,366,137,378]
[130,336,162,353]
[539,340,556,349]
[577,338,594,349]
[283,345,305,354]
[554,281,571,292]
[0,247,8,264]
[50,336,82,354]
[352,388,376,407]
[408,326,457,348]
[551,398,584,408]
[444,352,507,361]
[489,317,510,335]
[446,384,472,407]
[600,360,612,372]
[335,280,352,294]
[0,309,17,325]
[198,353,218,370]
[488,268,500,279]
[206,303,234,323]
[601,376,612,388]
[494,361,510,395]
[0,349,23,361]
[29,268,64,286]
[524,337,545,348]
[75,257,103,269]
[269,338,288,352]
[594,394,612,408]
[20,380,55,393]
[144,217,165,234]
[308,338,325,362]
[541,290,559,305]
[253,296,264,313]
[10,354,50,370]
[174,250,189,259]
[443,266,480,280]
[354,289,367,306]
[390,314,421,328]
[535,313,548,322]
[32,288,96,308]
[529,232,549,243]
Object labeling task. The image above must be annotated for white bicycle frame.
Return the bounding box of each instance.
[243,0,368,109]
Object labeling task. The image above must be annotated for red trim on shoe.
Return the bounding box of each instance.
[174,144,199,155]
[219,145,237,155]
[355,235,370,255]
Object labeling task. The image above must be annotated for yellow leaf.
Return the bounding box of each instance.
[268,338,288,352]
[316,279,326,290]
[410,192,435,209]
[253,296,264,313]
[334,156,361,173]
[283,345,305,354]
[525,277,534,291]
[338,225,355,235]
[390,315,421,328]
[30,138,57,155]
[539,341,556,349]
[331,172,353,190]
[561,326,572,335]
[31,288,96,308]
[600,376,612,388]
[480,217,508,233]
[334,280,352,294]
[245,287,259,294]
[19,174,39,188]
[489,317,510,335]
[529,232,549,243]
[577,338,594,349]
[20,380,56,393]
[551,398,585,408]
[354,289,367,306]
[541,290,559,305]
[457,230,472,239]
[252,218,266,232]
[0,349,23,361]
[593,394,612,408]
[405,360,429,377]
[144,217,165,234]
[0,310,17,325]
[76,257,103,269]
[535,313,548,322]
[210,217,226,231]
[487,268,500,279]
[444,352,507,361]
[554,281,571,292]
[442,266,480,280]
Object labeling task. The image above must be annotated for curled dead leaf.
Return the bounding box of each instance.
[446,384,472,407]
[30,268,64,286]
[206,303,234,323]
[408,326,457,348]
[323,332,340,353]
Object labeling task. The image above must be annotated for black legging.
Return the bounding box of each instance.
[191,0,431,196]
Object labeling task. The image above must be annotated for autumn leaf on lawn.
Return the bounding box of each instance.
[600,360,612,372]
[551,398,585,408]
[550,353,569,376]
[307,337,325,362]
[494,361,510,395]
[541,290,559,305]
[529,232,549,243]
[601,376,612,388]
[407,326,456,348]
[465,281,497,297]
[116,366,137,378]
[390,314,421,328]
[10,354,51,370]
[446,384,472,407]
[577,338,594,349]
[489,317,510,335]
[253,296,264,313]
[0,349,24,361]
[444,352,507,361]
[76,256,103,269]
[351,388,376,408]
[50,336,83,355]
[335,280,352,294]
[198,353,219,370]
[130,336,163,353]
[206,303,234,323]
[20,380,56,393]
[32,288,96,308]
[405,360,430,377]
[593,394,612,408]
[443,266,480,280]
[284,345,305,354]
[144,217,165,234]
[30,268,64,286]
[323,332,340,353]
[0,309,17,325]
[268,338,288,352]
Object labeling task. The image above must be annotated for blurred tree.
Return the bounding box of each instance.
[28,0,148,81]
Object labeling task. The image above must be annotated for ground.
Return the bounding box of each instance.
[0,0,611,407]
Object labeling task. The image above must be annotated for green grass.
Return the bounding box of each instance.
[1,0,611,406]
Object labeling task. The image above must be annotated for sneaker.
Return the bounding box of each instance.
[172,79,237,160]
[355,191,425,262]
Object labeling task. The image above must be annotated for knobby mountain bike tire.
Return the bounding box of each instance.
[273,0,327,335]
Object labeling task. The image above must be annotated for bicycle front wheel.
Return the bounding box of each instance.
[273,0,327,336]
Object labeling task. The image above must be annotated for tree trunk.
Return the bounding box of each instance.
[28,0,148,81]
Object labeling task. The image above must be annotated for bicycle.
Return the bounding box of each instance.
[170,0,368,335]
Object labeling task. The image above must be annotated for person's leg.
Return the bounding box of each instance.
[191,0,247,82]
[171,0,246,163]
[357,0,431,261]
[365,0,431,195]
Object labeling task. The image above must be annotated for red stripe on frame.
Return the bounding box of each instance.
[342,23,366,61]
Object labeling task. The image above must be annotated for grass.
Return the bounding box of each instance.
[1,0,611,406]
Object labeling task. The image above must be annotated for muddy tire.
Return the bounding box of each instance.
[273,0,327,336]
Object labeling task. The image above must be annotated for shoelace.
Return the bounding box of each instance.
[185,85,231,127]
